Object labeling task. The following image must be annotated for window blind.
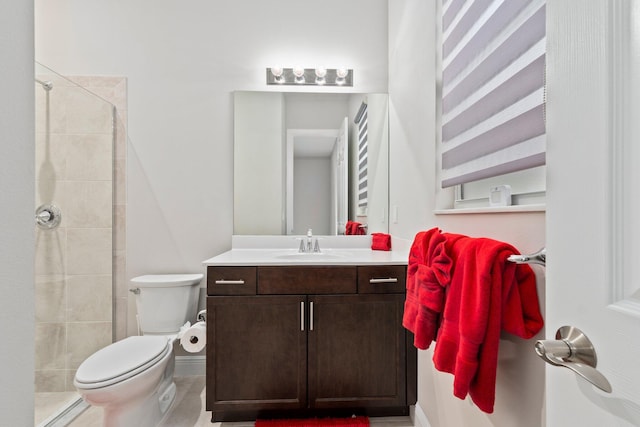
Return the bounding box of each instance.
[355,102,369,209]
[440,0,546,188]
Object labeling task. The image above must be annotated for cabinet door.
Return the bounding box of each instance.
[307,294,407,409]
[206,295,307,416]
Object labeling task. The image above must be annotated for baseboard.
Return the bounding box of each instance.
[413,403,431,427]
[175,355,206,376]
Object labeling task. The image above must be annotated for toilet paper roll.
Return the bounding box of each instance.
[180,321,206,353]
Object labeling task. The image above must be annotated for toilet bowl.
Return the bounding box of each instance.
[74,273,203,427]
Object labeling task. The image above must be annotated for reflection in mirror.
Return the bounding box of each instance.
[233,91,388,236]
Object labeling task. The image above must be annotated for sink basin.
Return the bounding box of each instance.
[274,251,352,261]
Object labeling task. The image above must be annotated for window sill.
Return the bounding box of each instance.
[434,204,546,215]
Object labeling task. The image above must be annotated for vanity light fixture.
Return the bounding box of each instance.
[266,67,353,86]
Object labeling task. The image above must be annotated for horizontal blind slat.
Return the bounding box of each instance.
[442,135,545,187]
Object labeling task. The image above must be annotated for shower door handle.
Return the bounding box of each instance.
[534,326,612,393]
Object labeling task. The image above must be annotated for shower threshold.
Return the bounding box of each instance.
[36,395,88,427]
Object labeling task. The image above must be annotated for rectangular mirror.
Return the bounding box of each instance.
[234,91,389,235]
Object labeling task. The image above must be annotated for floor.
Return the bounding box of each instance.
[52,376,414,427]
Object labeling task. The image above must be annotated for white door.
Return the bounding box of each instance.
[546,1,640,425]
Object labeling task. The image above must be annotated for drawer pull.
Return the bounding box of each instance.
[301,301,305,331]
[310,302,314,331]
[214,279,245,285]
[369,277,398,284]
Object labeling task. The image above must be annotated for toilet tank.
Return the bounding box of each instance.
[130,274,203,335]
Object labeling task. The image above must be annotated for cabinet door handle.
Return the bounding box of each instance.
[369,277,398,284]
[214,279,245,285]
[301,301,305,331]
[310,302,314,331]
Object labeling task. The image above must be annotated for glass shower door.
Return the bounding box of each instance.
[33,62,115,426]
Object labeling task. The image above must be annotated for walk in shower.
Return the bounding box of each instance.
[33,62,126,426]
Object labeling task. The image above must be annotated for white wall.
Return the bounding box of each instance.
[34,0,389,335]
[0,1,35,425]
[389,1,546,426]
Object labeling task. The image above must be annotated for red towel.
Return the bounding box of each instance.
[431,234,544,413]
[371,233,391,251]
[345,220,365,235]
[402,228,454,349]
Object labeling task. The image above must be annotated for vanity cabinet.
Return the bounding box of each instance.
[205,264,415,422]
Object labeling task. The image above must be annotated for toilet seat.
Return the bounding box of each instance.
[74,336,172,390]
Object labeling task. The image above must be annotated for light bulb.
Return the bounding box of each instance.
[315,67,327,84]
[270,67,284,83]
[293,67,305,83]
[335,68,349,85]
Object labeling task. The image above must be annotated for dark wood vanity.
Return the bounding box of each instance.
[205,264,417,422]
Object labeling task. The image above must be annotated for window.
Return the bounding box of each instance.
[439,0,546,208]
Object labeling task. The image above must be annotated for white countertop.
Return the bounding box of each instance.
[203,235,409,266]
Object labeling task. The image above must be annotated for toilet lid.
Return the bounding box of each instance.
[74,336,171,389]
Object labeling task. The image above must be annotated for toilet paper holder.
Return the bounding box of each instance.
[197,309,206,323]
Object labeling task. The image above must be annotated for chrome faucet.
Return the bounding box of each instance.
[306,229,313,252]
[298,229,321,253]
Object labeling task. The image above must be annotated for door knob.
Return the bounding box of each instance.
[534,326,612,393]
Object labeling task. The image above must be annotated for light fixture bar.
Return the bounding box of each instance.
[266,68,353,86]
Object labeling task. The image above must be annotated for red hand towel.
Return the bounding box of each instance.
[345,220,354,235]
[371,233,391,251]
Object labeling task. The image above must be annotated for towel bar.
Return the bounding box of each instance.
[507,247,546,266]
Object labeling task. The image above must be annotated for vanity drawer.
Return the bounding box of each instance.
[257,266,357,295]
[357,265,406,294]
[207,266,257,295]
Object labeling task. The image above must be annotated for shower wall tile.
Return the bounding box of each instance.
[35,370,66,393]
[65,181,112,228]
[65,87,114,135]
[35,133,68,182]
[35,323,66,370]
[35,275,66,323]
[65,134,113,181]
[67,275,113,322]
[67,228,112,275]
[66,321,112,369]
[114,205,126,251]
[36,88,68,135]
[114,157,127,206]
[35,228,67,276]
[115,115,127,160]
[114,249,126,296]
[64,369,79,392]
[114,296,128,342]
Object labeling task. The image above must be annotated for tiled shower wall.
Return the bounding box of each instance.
[34,75,127,392]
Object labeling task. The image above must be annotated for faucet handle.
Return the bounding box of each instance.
[313,238,321,253]
[298,239,307,253]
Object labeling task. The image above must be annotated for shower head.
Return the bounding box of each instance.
[35,78,53,91]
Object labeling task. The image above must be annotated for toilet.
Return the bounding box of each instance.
[73,273,203,427]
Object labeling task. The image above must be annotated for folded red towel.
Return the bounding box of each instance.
[371,233,391,251]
